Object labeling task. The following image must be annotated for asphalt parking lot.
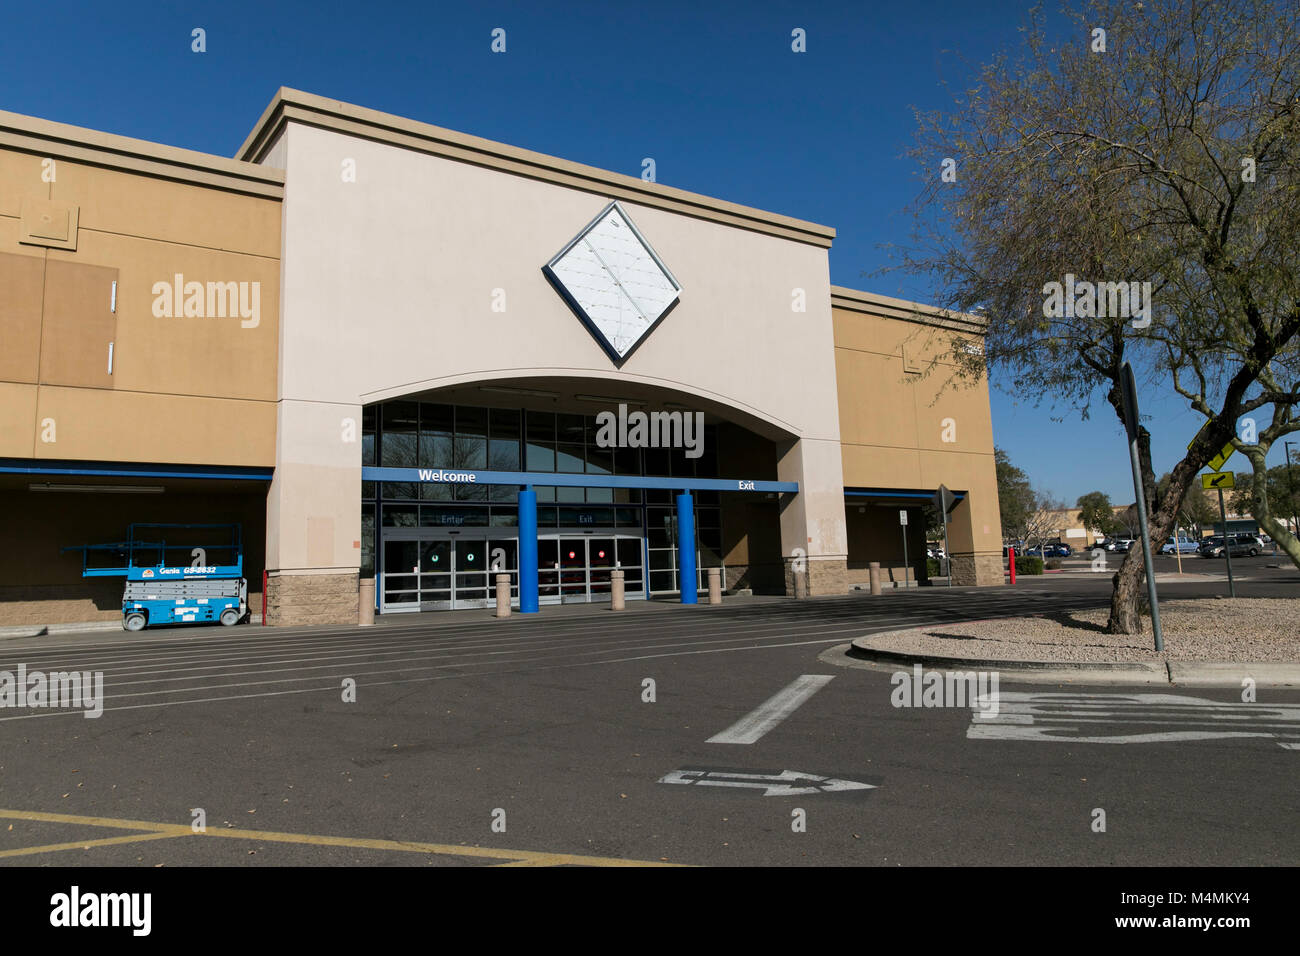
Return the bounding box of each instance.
[1,572,1296,867]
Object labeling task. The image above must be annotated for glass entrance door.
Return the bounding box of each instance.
[381,532,517,611]
[538,533,645,604]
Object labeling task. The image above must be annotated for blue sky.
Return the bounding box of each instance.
[2,0,1283,504]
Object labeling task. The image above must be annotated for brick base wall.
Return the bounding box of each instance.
[267,571,358,626]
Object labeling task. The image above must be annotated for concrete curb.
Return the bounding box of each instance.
[846,637,1300,687]
[0,615,264,641]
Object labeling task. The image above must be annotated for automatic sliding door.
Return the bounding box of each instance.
[589,538,614,600]
[559,538,587,603]
[418,539,451,609]
[453,539,489,607]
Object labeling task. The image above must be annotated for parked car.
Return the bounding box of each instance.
[1114,539,1135,552]
[1092,539,1117,552]
[1199,534,1262,558]
[1160,536,1200,555]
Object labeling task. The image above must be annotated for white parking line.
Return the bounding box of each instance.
[707,674,835,745]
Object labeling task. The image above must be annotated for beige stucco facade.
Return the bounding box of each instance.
[0,89,1004,629]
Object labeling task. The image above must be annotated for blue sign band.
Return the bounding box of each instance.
[362,467,797,493]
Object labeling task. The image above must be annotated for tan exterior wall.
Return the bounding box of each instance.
[0,111,282,466]
[832,289,1003,585]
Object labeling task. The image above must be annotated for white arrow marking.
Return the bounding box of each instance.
[658,768,875,796]
[968,692,1300,746]
[707,674,835,744]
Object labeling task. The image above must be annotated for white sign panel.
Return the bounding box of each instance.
[899,510,908,526]
[543,201,681,365]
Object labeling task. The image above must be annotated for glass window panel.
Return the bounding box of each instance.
[646,526,670,548]
[490,510,519,527]
[615,507,642,528]
[538,506,558,526]
[645,488,670,504]
[698,434,718,477]
[612,447,641,476]
[382,505,418,527]
[420,481,452,501]
[420,506,488,527]
[456,405,488,440]
[455,481,488,502]
[490,408,521,441]
[419,433,453,467]
[526,443,556,472]
[616,538,642,568]
[586,444,613,476]
[421,403,454,438]
[535,486,556,503]
[488,439,520,471]
[453,436,486,470]
[361,481,375,499]
[556,443,584,473]
[558,506,613,527]
[649,570,676,592]
[489,484,516,502]
[585,487,613,503]
[383,481,416,500]
[557,413,585,443]
[698,490,719,506]
[526,410,555,443]
[696,508,721,530]
[670,451,695,477]
[556,486,584,503]
[643,449,669,476]
[613,487,641,504]
[381,402,418,466]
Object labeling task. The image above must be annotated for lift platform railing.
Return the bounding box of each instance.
[64,523,243,580]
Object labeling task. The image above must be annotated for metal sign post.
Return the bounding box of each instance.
[899,509,910,589]
[1217,486,1236,598]
[931,484,957,586]
[1120,363,1164,652]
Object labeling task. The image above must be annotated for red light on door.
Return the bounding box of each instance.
[568,551,576,559]
[598,550,606,558]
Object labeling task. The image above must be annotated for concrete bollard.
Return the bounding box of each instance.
[868,562,882,596]
[359,578,375,626]
[611,569,625,611]
[794,570,808,599]
[495,572,511,618]
[707,567,722,604]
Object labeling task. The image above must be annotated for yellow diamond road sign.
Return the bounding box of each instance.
[1202,472,1235,490]
[1206,442,1236,473]
[1187,424,1235,473]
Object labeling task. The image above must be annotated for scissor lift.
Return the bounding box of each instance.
[65,524,248,631]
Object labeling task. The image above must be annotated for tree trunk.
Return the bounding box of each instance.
[1105,438,1201,634]
[1247,448,1300,569]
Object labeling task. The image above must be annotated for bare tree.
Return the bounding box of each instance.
[899,0,1300,631]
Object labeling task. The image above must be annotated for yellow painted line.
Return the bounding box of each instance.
[0,809,685,867]
[0,831,185,859]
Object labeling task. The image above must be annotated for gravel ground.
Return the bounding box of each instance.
[864,598,1300,662]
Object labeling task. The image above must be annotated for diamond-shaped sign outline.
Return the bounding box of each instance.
[542,200,682,367]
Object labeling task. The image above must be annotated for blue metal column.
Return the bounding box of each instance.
[676,491,697,605]
[518,486,538,613]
